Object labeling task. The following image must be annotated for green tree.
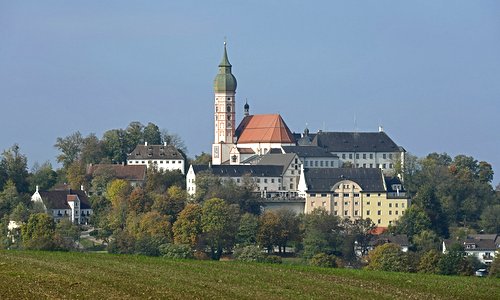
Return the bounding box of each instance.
[143,122,161,145]
[191,152,212,165]
[54,219,80,250]
[151,186,186,219]
[172,204,202,247]
[236,213,259,246]
[0,144,29,193]
[201,198,239,260]
[489,256,500,278]
[54,132,84,169]
[80,133,105,164]
[90,165,116,195]
[66,161,88,190]
[0,180,27,219]
[9,202,30,223]
[417,249,442,274]
[302,208,342,258]
[102,129,127,163]
[340,218,375,260]
[145,168,185,194]
[413,230,440,252]
[310,253,339,268]
[274,209,300,254]
[366,243,410,272]
[412,184,449,237]
[479,204,500,234]
[438,243,472,275]
[29,162,58,192]
[390,206,432,240]
[21,213,56,250]
[257,211,281,253]
[128,211,172,256]
[125,121,144,153]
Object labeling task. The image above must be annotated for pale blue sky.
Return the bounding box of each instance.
[0,1,499,185]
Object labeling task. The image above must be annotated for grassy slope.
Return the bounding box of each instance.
[0,251,498,300]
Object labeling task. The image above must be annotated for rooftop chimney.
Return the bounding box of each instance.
[145,141,148,146]
[164,142,167,146]
[378,126,384,132]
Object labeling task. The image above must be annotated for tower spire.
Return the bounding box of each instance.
[213,41,237,165]
[219,40,232,67]
[244,98,250,116]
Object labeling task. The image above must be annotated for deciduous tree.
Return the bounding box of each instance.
[21,213,56,250]
[201,198,239,260]
[0,144,29,193]
[173,204,202,247]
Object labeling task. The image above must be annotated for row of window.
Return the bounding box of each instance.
[310,199,406,209]
[366,210,401,216]
[130,160,183,164]
[256,183,294,191]
[304,160,336,167]
[255,178,281,183]
[341,153,394,160]
[309,193,382,198]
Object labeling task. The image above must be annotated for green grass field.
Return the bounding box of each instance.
[0,250,498,300]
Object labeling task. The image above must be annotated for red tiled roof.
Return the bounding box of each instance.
[236,114,295,144]
[370,227,388,235]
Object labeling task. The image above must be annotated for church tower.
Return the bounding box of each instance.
[212,42,237,165]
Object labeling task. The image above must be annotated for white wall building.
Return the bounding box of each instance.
[31,186,92,225]
[127,142,185,174]
[443,234,499,265]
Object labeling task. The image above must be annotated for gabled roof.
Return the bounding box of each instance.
[191,164,284,177]
[127,144,184,160]
[251,153,297,168]
[312,131,402,153]
[282,146,338,158]
[384,176,406,193]
[38,190,91,210]
[86,164,147,181]
[444,235,499,251]
[304,168,385,192]
[236,114,295,144]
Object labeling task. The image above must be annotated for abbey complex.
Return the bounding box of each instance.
[185,43,410,229]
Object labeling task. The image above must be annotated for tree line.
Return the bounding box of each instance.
[0,122,499,278]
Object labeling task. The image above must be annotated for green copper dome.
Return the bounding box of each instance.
[214,43,237,93]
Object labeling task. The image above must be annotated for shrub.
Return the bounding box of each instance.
[194,250,210,260]
[366,243,411,272]
[262,255,283,264]
[233,245,282,264]
[418,250,442,274]
[489,257,500,278]
[310,253,338,268]
[159,243,193,259]
[233,245,264,262]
